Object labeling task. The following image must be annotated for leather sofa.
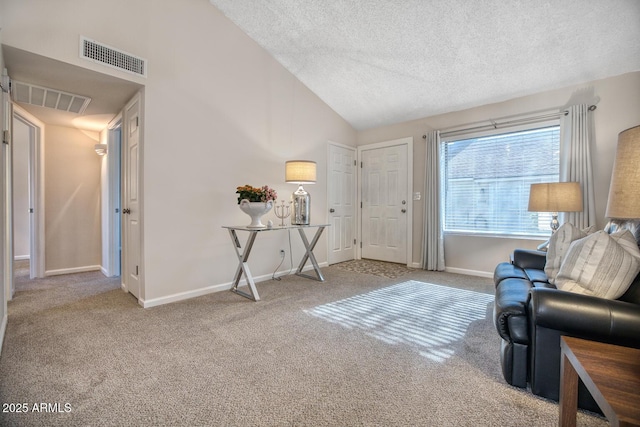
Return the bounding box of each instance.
[493,222,640,412]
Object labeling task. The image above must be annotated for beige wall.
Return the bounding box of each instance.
[44,125,102,273]
[1,0,357,303]
[358,71,640,275]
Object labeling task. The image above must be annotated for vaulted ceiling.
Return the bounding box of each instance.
[209,0,640,130]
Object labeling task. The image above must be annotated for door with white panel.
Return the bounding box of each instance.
[361,143,408,264]
[327,143,357,264]
[122,94,142,300]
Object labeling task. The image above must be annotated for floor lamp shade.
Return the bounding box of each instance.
[605,125,640,219]
[285,160,316,225]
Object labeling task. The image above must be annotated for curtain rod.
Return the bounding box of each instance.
[422,104,597,140]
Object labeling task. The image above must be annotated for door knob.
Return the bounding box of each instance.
[123,208,131,214]
[329,208,335,213]
[401,208,406,213]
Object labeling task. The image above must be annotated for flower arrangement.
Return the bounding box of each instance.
[236,185,278,204]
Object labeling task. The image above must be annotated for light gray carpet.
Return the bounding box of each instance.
[0,262,606,426]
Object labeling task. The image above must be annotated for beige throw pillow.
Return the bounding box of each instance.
[555,230,640,299]
[545,223,593,284]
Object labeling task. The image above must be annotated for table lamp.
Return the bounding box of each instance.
[285,160,316,225]
[528,182,583,250]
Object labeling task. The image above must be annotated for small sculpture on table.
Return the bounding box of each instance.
[274,200,291,226]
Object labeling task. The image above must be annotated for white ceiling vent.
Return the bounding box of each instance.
[11,81,91,114]
[80,36,147,77]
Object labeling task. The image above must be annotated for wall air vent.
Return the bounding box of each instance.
[11,81,91,114]
[80,36,147,77]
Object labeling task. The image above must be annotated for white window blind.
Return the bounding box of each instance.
[441,126,560,236]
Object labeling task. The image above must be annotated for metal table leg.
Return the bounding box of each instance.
[228,229,261,301]
[295,226,326,282]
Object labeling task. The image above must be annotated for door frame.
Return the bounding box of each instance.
[12,105,45,281]
[357,137,413,266]
[326,141,357,265]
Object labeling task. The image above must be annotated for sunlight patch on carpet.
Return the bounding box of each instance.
[305,280,494,362]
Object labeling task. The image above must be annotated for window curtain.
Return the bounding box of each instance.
[559,104,596,229]
[422,131,445,271]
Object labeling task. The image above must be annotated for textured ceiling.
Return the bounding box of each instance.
[209,0,640,130]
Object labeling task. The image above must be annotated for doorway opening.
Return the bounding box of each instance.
[102,116,122,278]
[12,105,45,287]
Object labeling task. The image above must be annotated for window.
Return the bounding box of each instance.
[441,126,560,237]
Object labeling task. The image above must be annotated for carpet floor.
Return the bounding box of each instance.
[0,261,606,426]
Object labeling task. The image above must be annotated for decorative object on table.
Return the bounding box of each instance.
[527,182,583,250]
[274,200,291,227]
[285,160,316,225]
[605,125,640,220]
[236,185,277,228]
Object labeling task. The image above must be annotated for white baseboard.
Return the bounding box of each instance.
[444,267,493,279]
[0,313,7,357]
[140,262,328,308]
[410,262,421,269]
[14,255,30,261]
[45,265,102,277]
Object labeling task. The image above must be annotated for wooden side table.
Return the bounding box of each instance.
[559,336,640,427]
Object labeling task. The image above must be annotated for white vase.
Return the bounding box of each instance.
[239,199,273,228]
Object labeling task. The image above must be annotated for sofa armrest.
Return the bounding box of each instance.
[494,278,532,344]
[529,287,640,345]
[512,249,546,270]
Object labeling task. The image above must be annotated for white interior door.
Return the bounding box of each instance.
[123,94,141,299]
[361,143,409,264]
[327,143,356,264]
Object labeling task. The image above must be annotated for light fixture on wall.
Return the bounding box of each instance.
[285,160,316,225]
[94,144,107,156]
[605,125,640,220]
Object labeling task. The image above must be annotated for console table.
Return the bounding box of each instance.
[559,336,640,427]
[222,224,329,301]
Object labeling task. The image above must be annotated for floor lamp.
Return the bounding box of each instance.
[605,125,640,222]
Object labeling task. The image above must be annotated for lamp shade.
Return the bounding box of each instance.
[605,125,640,219]
[285,160,316,184]
[528,182,583,212]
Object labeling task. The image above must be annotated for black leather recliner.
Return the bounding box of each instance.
[493,222,640,412]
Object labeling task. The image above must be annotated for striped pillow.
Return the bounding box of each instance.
[555,230,640,299]
[545,223,593,284]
